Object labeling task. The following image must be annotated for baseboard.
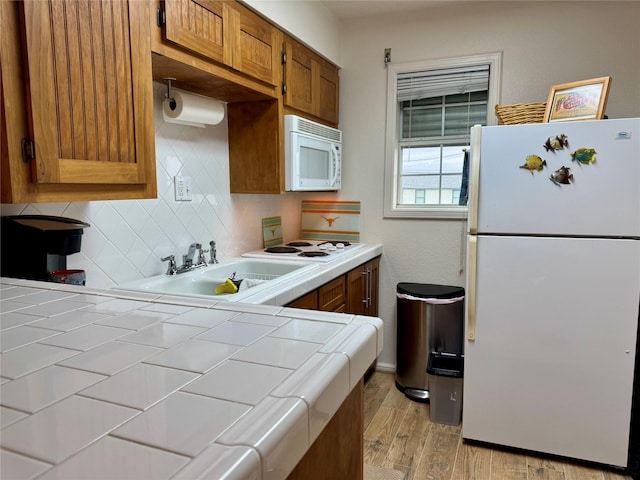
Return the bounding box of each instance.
[374,362,395,374]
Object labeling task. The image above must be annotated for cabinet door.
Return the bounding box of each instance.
[346,257,380,316]
[164,0,228,65]
[346,265,367,315]
[316,58,339,125]
[286,290,318,310]
[228,3,279,86]
[283,38,314,114]
[21,0,154,186]
[318,275,346,312]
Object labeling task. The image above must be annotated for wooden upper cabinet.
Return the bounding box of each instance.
[163,0,227,64]
[283,35,339,126]
[162,0,279,86]
[20,0,154,187]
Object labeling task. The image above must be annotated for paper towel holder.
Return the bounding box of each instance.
[163,77,177,109]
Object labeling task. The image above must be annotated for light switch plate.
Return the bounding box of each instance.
[174,176,192,201]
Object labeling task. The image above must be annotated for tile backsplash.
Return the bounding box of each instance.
[1,83,320,289]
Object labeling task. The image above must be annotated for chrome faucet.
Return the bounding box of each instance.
[209,241,219,264]
[162,243,209,275]
[161,255,178,275]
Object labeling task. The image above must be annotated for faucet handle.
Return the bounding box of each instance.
[161,255,177,275]
[209,240,218,264]
[197,248,209,265]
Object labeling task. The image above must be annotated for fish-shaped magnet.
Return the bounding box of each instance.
[543,134,569,152]
[570,148,596,165]
[549,166,574,186]
[519,155,547,174]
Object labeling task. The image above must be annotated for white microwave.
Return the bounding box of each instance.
[285,115,342,191]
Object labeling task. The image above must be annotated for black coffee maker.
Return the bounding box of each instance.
[1,215,90,284]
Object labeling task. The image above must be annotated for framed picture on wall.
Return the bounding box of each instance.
[544,76,611,123]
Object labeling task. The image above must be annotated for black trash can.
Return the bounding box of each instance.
[427,351,464,425]
[395,283,464,402]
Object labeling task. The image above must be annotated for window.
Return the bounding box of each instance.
[384,53,502,219]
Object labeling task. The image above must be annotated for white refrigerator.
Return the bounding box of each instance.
[463,118,640,468]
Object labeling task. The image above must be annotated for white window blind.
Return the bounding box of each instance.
[397,65,489,102]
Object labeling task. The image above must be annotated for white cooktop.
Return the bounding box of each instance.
[241,241,366,263]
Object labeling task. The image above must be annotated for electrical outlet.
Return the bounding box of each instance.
[174,176,192,201]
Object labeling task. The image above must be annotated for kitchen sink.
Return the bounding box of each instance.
[114,258,318,301]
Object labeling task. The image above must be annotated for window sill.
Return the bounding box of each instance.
[383,205,469,220]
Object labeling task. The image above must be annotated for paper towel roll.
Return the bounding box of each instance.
[162,89,225,128]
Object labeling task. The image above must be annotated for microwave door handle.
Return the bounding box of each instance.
[330,147,339,185]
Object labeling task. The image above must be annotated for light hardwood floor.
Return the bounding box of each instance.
[363,372,633,480]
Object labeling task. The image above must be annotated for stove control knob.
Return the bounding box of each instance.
[336,243,345,249]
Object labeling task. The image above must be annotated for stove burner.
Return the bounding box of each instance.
[298,251,329,257]
[286,241,313,247]
[264,246,301,254]
[318,241,351,247]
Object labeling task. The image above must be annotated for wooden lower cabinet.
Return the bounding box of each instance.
[286,256,380,316]
[287,378,364,480]
[286,290,318,310]
[318,275,346,312]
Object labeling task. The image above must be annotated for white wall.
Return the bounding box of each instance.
[0,84,334,288]
[242,0,343,66]
[338,1,640,370]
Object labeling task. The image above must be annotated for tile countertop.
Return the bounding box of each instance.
[0,275,383,480]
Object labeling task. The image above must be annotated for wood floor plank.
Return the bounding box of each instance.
[363,373,632,480]
[364,372,395,430]
[383,400,432,470]
[563,462,604,480]
[527,465,566,480]
[490,450,528,480]
[364,405,407,466]
[412,431,460,480]
[451,438,491,480]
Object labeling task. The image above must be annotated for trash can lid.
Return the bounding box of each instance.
[397,283,464,299]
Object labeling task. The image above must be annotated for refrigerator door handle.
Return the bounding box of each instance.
[467,235,477,341]
[468,125,482,235]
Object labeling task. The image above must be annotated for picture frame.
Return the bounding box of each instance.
[544,76,611,123]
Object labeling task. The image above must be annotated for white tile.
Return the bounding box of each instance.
[271,353,350,443]
[322,323,377,390]
[197,321,275,346]
[79,363,199,410]
[39,324,130,351]
[57,341,163,376]
[1,365,105,413]
[143,339,241,373]
[166,308,237,328]
[0,343,80,379]
[232,337,319,370]
[112,391,250,457]
[352,315,385,355]
[0,450,51,480]
[12,300,85,318]
[30,310,112,332]
[1,395,138,464]
[66,293,114,305]
[141,303,194,315]
[172,443,261,480]
[230,312,290,327]
[154,295,218,308]
[95,310,173,330]
[0,286,44,300]
[214,302,284,316]
[119,323,206,348]
[0,326,61,352]
[1,405,28,428]
[36,436,190,480]
[183,360,291,405]
[217,396,309,480]
[269,319,345,344]
[87,298,153,315]
[6,290,78,305]
[278,307,354,324]
[0,311,45,330]
[0,299,31,313]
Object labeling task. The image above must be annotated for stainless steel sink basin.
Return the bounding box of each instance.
[115,258,318,301]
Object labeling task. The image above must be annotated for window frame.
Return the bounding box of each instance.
[383,53,502,219]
